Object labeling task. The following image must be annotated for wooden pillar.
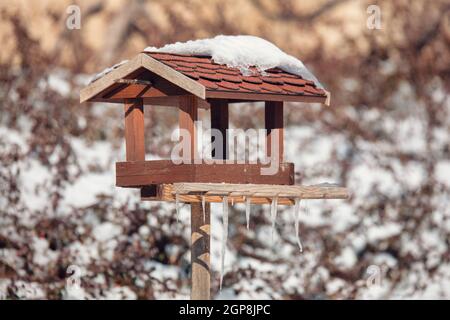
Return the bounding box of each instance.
[265,101,284,163]
[179,96,198,161]
[124,99,145,161]
[179,96,211,299]
[210,99,229,160]
[190,202,211,300]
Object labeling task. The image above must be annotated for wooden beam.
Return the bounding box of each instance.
[144,96,210,109]
[114,79,153,86]
[141,183,350,205]
[265,101,284,163]
[210,99,229,159]
[191,202,211,300]
[124,99,145,161]
[179,96,199,161]
[205,90,328,104]
[116,161,295,187]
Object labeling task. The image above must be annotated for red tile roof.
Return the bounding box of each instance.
[145,52,326,98]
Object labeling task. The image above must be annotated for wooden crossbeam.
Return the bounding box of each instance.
[114,79,153,86]
[141,183,349,205]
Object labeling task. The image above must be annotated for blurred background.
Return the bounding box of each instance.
[0,0,449,299]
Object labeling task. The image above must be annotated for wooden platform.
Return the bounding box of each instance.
[116,160,295,187]
[141,182,349,205]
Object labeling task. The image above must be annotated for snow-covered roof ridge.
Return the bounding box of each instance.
[89,60,128,84]
[144,35,323,88]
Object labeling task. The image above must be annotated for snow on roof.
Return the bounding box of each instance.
[89,60,128,84]
[144,35,323,88]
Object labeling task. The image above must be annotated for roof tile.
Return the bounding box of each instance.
[145,52,326,99]
[218,81,240,91]
[282,77,307,86]
[184,71,199,80]
[261,76,284,85]
[176,66,196,73]
[304,86,326,95]
[242,76,263,84]
[282,84,305,94]
[218,68,240,75]
[198,78,219,89]
[221,74,242,83]
[195,67,216,74]
[239,82,262,92]
[260,82,284,93]
[198,72,222,81]
[196,62,221,70]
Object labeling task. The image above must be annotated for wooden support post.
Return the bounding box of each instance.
[265,101,284,163]
[124,99,145,161]
[190,201,211,300]
[210,99,229,160]
[179,96,211,299]
[179,96,198,161]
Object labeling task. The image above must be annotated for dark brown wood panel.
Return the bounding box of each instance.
[210,99,229,159]
[265,101,284,163]
[116,160,294,187]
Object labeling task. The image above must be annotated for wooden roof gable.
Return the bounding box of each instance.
[80,53,206,103]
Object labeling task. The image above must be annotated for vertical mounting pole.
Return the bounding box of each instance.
[124,99,145,161]
[265,101,284,163]
[191,202,211,300]
[210,99,229,160]
[179,96,211,300]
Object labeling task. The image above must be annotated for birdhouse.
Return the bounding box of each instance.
[80,36,348,300]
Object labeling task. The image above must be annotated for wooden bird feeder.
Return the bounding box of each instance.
[80,51,348,300]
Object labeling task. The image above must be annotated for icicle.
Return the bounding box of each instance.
[175,192,181,222]
[245,196,251,230]
[270,196,278,244]
[302,200,310,215]
[220,196,229,290]
[202,195,206,223]
[231,197,234,206]
[294,198,303,252]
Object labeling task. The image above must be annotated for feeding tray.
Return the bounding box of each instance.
[141,183,349,205]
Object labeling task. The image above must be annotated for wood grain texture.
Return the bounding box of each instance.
[115,161,295,187]
[142,183,349,205]
[190,202,211,300]
[124,99,145,161]
[179,96,199,160]
[265,101,284,163]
